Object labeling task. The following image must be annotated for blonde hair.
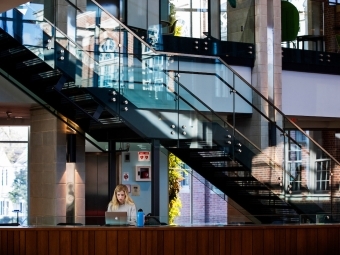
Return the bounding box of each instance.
[110,184,134,210]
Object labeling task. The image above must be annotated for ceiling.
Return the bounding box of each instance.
[0,0,28,14]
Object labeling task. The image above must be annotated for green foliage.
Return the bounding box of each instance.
[168,153,185,225]
[281,1,299,42]
[174,25,182,37]
[169,3,176,25]
[8,168,27,204]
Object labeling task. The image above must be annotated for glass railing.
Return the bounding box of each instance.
[1,1,340,218]
[1,214,340,226]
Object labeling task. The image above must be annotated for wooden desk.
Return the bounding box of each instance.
[297,35,324,52]
[1,224,340,255]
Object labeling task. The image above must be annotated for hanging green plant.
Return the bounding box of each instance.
[169,2,176,25]
[168,153,185,225]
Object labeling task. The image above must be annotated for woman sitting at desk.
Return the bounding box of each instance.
[107,184,137,225]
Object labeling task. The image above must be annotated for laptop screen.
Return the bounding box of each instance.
[105,211,128,225]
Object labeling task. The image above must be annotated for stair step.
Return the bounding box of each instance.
[31,70,62,81]
[0,46,26,58]
[16,58,45,69]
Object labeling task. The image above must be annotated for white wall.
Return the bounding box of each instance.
[282,71,340,117]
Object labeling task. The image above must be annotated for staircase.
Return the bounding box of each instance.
[0,2,338,224]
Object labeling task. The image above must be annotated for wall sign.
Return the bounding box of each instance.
[131,184,140,196]
[138,151,150,161]
[123,172,129,182]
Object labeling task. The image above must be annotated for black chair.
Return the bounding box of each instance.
[144,213,167,226]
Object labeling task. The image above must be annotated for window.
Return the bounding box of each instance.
[0,201,4,215]
[181,170,190,186]
[171,0,208,38]
[315,159,330,191]
[0,126,28,223]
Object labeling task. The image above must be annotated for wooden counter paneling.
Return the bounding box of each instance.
[1,225,340,255]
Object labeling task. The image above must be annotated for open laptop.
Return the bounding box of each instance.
[105,211,129,226]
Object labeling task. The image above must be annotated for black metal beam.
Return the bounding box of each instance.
[108,140,117,200]
[151,139,160,216]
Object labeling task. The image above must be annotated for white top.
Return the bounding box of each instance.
[107,202,137,225]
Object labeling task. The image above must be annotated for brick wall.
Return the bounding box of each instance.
[174,171,227,225]
[324,5,340,52]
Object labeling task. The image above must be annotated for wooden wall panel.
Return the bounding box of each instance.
[185,230,197,255]
[106,230,118,255]
[117,230,128,255]
[94,230,107,255]
[174,229,185,255]
[288,228,297,255]
[212,230,220,255]
[327,227,339,254]
[317,228,328,255]
[145,229,157,255]
[87,230,95,255]
[13,231,20,255]
[7,230,13,255]
[1,229,7,254]
[306,228,318,255]
[241,229,252,255]
[252,229,263,255]
[219,230,228,255]
[128,230,141,255]
[49,230,60,255]
[156,229,164,255]
[297,228,307,255]
[139,230,147,255]
[274,228,286,255]
[197,229,209,255]
[224,229,232,255]
[0,225,340,255]
[76,230,84,255]
[163,230,175,255]
[19,230,25,255]
[37,230,49,255]
[60,230,72,255]
[71,231,78,255]
[263,229,275,255]
[230,229,242,255]
[25,230,37,255]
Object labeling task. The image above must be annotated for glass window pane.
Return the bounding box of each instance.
[0,127,28,225]
[175,11,191,37]
[0,126,28,141]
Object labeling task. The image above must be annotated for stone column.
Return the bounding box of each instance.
[29,107,85,225]
[249,0,283,147]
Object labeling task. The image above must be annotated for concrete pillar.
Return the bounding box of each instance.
[29,106,85,225]
[242,0,283,149]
